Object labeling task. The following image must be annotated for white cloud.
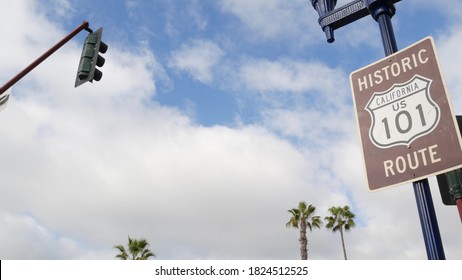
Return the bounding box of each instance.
[1,0,462,261]
[436,28,462,115]
[219,0,318,44]
[0,1,64,74]
[37,0,72,19]
[169,40,224,84]
[0,212,111,259]
[1,96,325,259]
[187,0,208,31]
[0,1,318,260]
[236,58,346,94]
[406,0,462,20]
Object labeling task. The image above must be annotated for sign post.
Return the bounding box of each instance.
[311,0,456,259]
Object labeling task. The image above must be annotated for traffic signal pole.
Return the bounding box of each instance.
[0,21,90,95]
[311,0,446,259]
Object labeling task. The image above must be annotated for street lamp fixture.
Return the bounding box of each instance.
[310,0,401,53]
[311,0,337,43]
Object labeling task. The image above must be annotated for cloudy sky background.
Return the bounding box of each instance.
[1,0,462,260]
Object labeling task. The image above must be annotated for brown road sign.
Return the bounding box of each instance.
[350,37,462,191]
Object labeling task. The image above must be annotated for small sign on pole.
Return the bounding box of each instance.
[350,37,462,191]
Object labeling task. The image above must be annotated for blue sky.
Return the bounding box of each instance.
[1,0,462,260]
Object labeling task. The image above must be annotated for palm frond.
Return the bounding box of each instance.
[114,236,155,260]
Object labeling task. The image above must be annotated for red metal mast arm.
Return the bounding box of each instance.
[0,21,90,95]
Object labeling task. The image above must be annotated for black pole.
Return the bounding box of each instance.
[413,179,446,259]
[311,0,446,259]
[366,0,446,260]
[376,13,398,55]
[365,0,397,55]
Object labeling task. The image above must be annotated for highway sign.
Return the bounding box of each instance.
[350,37,462,191]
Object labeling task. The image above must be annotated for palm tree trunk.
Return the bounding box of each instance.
[299,219,308,260]
[340,228,347,260]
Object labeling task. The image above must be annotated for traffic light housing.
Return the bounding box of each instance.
[75,27,108,87]
[437,169,462,205]
[437,116,462,205]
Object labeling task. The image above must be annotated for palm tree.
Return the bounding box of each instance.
[286,201,322,260]
[114,236,155,260]
[325,205,356,260]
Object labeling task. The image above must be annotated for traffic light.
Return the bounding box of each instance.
[437,116,462,205]
[75,27,108,87]
[437,169,462,205]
